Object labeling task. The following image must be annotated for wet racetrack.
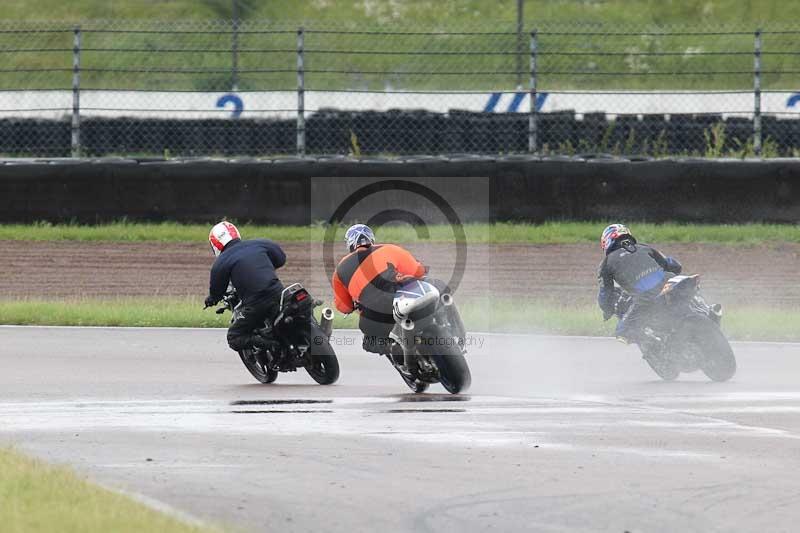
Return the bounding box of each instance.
[2,326,800,532]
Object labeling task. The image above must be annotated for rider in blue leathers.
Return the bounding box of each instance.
[597,224,682,343]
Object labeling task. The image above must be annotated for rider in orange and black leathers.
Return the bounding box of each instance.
[332,224,427,354]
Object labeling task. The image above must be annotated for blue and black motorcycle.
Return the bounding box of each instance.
[614,274,736,382]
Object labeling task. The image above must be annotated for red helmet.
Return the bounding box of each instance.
[209,221,240,257]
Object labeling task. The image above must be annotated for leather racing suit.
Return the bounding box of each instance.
[597,240,682,343]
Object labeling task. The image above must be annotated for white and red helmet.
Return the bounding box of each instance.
[209,221,240,256]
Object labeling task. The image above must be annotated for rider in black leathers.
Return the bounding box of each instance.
[597,224,682,343]
[204,221,286,352]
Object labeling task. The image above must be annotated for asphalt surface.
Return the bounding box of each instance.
[2,326,800,532]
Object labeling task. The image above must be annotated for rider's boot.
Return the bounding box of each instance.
[383,339,415,376]
[254,327,274,343]
[245,330,275,366]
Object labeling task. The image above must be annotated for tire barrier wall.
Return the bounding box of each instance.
[5,111,800,158]
[2,157,798,224]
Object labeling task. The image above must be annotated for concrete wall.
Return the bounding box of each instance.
[2,158,798,224]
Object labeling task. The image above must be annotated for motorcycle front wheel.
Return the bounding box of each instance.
[239,350,279,384]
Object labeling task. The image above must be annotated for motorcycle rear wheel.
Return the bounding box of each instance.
[672,318,736,382]
[695,321,736,382]
[419,336,471,394]
[239,350,279,384]
[305,325,340,385]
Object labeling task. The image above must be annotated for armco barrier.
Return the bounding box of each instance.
[1,157,798,224]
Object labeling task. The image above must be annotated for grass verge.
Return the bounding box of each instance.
[8,1,798,29]
[1,297,797,342]
[4,3,800,92]
[0,447,213,533]
[3,221,800,245]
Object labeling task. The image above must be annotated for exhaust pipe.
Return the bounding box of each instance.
[400,318,416,371]
[441,293,453,306]
[319,307,334,338]
[710,303,723,325]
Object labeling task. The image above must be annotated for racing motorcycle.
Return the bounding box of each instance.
[386,278,471,394]
[212,283,340,385]
[614,274,736,382]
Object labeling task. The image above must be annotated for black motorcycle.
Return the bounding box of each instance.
[387,279,471,394]
[614,274,736,382]
[212,283,340,385]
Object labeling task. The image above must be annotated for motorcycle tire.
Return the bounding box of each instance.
[420,331,471,394]
[384,353,429,393]
[305,324,340,385]
[447,305,468,349]
[642,350,680,381]
[239,350,279,384]
[693,320,737,382]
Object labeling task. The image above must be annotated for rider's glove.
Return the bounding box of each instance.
[204,295,218,308]
[602,309,614,321]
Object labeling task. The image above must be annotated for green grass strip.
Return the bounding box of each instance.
[1,297,797,342]
[4,5,800,92]
[0,447,215,533]
[0,298,231,328]
[3,221,800,245]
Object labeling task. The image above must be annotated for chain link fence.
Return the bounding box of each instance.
[1,20,799,158]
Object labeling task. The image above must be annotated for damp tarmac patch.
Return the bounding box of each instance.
[231,409,334,414]
[230,399,333,406]
[396,394,470,403]
[384,408,467,413]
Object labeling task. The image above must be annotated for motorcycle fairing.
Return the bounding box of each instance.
[393,279,440,322]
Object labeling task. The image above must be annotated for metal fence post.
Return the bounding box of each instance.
[529,29,538,154]
[231,5,240,91]
[71,25,82,158]
[753,28,762,157]
[296,26,306,157]
[515,0,524,89]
